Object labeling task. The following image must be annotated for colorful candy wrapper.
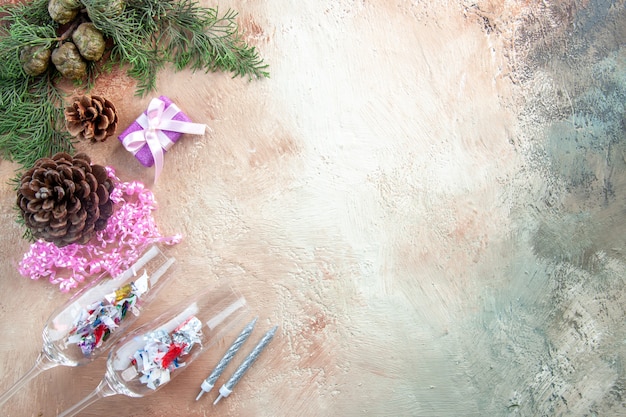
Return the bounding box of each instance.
[128,316,203,390]
[66,272,150,356]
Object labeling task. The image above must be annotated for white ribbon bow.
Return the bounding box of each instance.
[122,98,206,182]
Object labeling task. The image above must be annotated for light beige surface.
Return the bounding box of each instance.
[1,1,625,416]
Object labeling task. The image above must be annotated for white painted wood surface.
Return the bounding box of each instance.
[1,1,625,416]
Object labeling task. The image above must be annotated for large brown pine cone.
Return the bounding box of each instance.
[65,95,118,142]
[17,152,115,247]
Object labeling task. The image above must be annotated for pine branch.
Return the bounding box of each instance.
[0,74,73,168]
[0,10,58,79]
[87,0,269,94]
[155,1,269,79]
[0,0,55,26]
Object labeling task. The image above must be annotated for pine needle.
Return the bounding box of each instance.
[0,74,74,168]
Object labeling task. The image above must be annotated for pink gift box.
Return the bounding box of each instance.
[118,96,193,168]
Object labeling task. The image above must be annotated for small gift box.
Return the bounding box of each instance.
[118,96,206,181]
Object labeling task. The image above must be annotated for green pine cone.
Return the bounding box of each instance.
[72,23,106,61]
[51,42,87,79]
[86,0,125,19]
[107,0,125,16]
[20,45,52,77]
[59,0,82,9]
[48,0,79,24]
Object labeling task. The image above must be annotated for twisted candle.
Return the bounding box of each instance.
[213,325,278,404]
[195,317,257,400]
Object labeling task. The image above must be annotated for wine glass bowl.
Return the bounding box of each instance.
[42,246,175,366]
[58,283,249,416]
[0,245,176,408]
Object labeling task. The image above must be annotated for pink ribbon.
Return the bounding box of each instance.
[18,167,183,293]
[121,98,206,182]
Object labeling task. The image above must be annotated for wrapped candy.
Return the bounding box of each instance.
[0,245,177,409]
[66,272,150,356]
[57,284,250,416]
[129,316,204,390]
[118,96,206,182]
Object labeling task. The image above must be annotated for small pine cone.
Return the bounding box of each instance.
[48,0,79,24]
[65,95,118,142]
[16,152,115,247]
[51,42,87,80]
[20,44,52,77]
[72,23,106,61]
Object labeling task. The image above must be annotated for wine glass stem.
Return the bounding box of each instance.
[57,379,116,417]
[0,351,57,407]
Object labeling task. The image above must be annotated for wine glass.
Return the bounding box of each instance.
[0,245,176,408]
[57,284,249,417]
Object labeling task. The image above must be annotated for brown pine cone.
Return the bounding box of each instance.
[16,152,115,247]
[65,95,118,142]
